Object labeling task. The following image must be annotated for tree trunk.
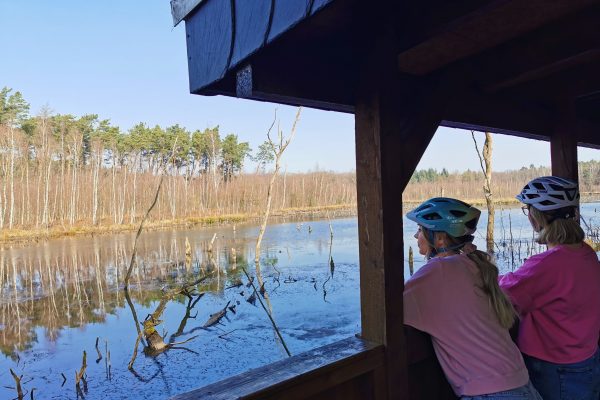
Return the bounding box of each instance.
[483,133,494,253]
[255,108,301,263]
[42,159,52,227]
[255,163,280,264]
[8,127,15,228]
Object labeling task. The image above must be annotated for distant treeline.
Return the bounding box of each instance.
[405,162,600,202]
[1,87,598,234]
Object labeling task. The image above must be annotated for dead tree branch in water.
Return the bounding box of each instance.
[124,287,147,348]
[169,293,204,342]
[123,174,165,288]
[127,275,209,369]
[9,368,23,400]
[124,139,178,289]
[74,351,87,395]
[241,266,291,357]
[95,337,102,363]
[322,217,335,302]
[202,301,231,328]
[255,108,302,264]
[128,331,143,370]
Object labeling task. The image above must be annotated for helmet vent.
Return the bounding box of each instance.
[423,213,442,220]
[415,204,433,212]
[549,184,563,191]
[533,182,545,190]
[540,200,554,206]
[449,210,467,217]
[465,218,477,230]
[526,194,540,199]
[550,194,565,200]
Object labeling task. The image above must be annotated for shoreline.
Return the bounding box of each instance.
[3,197,597,245]
[0,204,357,245]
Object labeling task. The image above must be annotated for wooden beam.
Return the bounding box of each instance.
[355,32,453,398]
[443,87,552,140]
[397,0,597,75]
[474,6,600,93]
[485,50,600,93]
[551,100,579,181]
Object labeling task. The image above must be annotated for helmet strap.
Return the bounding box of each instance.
[427,233,474,259]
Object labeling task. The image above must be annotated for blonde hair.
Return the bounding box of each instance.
[422,228,516,329]
[528,206,584,245]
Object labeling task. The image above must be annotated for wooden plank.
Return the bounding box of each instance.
[397,0,597,75]
[474,6,600,93]
[443,87,553,140]
[186,0,233,93]
[170,337,384,400]
[267,0,311,42]
[551,100,579,181]
[230,0,272,67]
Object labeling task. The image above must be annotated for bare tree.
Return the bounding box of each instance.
[472,131,495,253]
[255,108,302,264]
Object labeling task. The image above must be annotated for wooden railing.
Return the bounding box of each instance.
[170,330,457,400]
[171,336,385,400]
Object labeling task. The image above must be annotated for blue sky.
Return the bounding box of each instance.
[1,1,597,172]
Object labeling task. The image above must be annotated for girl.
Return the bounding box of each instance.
[404,197,541,399]
[500,176,600,400]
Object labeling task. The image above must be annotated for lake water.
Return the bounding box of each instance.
[0,204,598,399]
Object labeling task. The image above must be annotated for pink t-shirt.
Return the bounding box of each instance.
[499,243,600,364]
[404,254,528,396]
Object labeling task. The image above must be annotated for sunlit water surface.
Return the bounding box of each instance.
[0,204,598,399]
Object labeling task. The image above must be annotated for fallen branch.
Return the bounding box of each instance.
[202,301,231,328]
[9,368,23,400]
[95,337,102,363]
[124,139,178,288]
[74,351,87,394]
[123,175,166,288]
[128,331,142,371]
[241,267,291,357]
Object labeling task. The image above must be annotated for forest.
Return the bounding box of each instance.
[1,87,599,240]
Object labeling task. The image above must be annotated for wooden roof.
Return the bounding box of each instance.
[174,0,600,148]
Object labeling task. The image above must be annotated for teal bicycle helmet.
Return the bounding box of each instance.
[407,197,481,238]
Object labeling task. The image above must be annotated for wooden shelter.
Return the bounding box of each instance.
[170,0,600,398]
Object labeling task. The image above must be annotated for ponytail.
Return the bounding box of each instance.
[464,250,517,329]
[421,227,517,329]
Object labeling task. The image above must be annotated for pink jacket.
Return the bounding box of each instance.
[499,243,600,363]
[404,254,528,396]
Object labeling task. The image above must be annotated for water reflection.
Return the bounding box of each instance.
[0,233,254,359]
[0,206,597,399]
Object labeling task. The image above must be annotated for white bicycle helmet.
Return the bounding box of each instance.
[516,176,579,211]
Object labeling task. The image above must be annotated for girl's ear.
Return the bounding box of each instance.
[434,232,447,247]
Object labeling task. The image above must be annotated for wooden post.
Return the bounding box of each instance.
[354,35,451,399]
[551,101,578,182]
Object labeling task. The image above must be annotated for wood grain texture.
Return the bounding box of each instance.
[186,0,233,93]
[267,0,311,42]
[231,0,271,67]
[170,336,384,400]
